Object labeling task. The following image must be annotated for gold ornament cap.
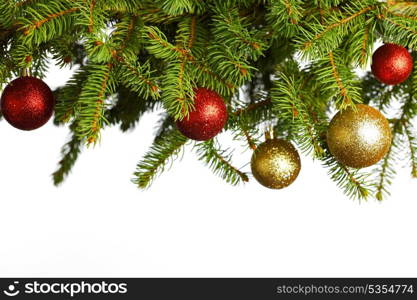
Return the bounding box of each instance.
[251,138,301,189]
[327,104,392,168]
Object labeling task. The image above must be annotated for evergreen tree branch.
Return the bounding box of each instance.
[54,66,90,124]
[52,122,83,186]
[75,63,114,145]
[373,92,415,200]
[19,1,78,45]
[158,0,205,16]
[404,124,417,178]
[378,13,417,48]
[297,3,375,59]
[328,51,352,107]
[133,129,188,189]
[267,0,303,38]
[327,156,370,201]
[195,140,249,185]
[106,86,159,132]
[374,132,398,201]
[272,73,326,157]
[313,50,362,109]
[117,59,160,98]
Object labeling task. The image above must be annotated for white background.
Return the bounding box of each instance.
[0,63,416,277]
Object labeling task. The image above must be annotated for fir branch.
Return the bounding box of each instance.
[161,60,195,120]
[328,51,351,107]
[52,123,83,186]
[192,60,236,94]
[378,13,417,48]
[207,46,255,87]
[373,92,416,200]
[0,0,16,28]
[210,4,265,60]
[111,15,141,60]
[310,6,373,42]
[144,26,184,61]
[313,50,362,109]
[116,59,160,100]
[133,129,188,189]
[134,6,184,24]
[387,1,417,15]
[54,66,89,124]
[19,1,78,45]
[153,114,175,142]
[297,4,375,59]
[344,21,377,68]
[158,0,205,15]
[404,125,417,178]
[102,0,144,13]
[325,156,370,201]
[88,0,97,33]
[75,63,114,145]
[272,73,325,157]
[195,140,249,185]
[16,0,35,7]
[388,12,417,21]
[374,133,398,201]
[239,125,258,151]
[106,86,159,132]
[229,91,273,129]
[272,72,370,200]
[360,25,370,66]
[266,0,304,38]
[233,98,272,116]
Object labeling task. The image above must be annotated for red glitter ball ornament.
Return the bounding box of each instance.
[1,76,55,130]
[371,43,413,85]
[176,88,228,141]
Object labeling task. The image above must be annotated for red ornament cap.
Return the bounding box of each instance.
[176,88,228,141]
[1,76,55,130]
[371,43,413,85]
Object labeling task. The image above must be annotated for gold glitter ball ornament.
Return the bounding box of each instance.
[251,138,301,189]
[327,104,392,169]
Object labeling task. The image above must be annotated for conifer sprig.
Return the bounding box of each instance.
[52,122,83,186]
[133,129,188,189]
[195,140,249,185]
[1,0,417,199]
[75,63,115,145]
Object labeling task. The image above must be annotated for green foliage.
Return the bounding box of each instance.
[157,0,206,15]
[296,1,377,60]
[373,131,399,201]
[75,63,116,144]
[267,0,304,38]
[54,66,90,124]
[195,140,249,185]
[322,151,372,201]
[0,0,16,28]
[271,70,370,201]
[1,0,417,199]
[106,86,159,132]
[311,50,363,109]
[380,8,417,49]
[370,52,417,200]
[133,129,188,189]
[52,122,83,186]
[272,73,326,157]
[18,0,77,46]
[116,60,160,100]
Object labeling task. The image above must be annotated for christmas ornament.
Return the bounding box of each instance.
[371,43,413,85]
[251,138,301,189]
[327,104,392,169]
[176,88,228,141]
[1,76,55,130]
